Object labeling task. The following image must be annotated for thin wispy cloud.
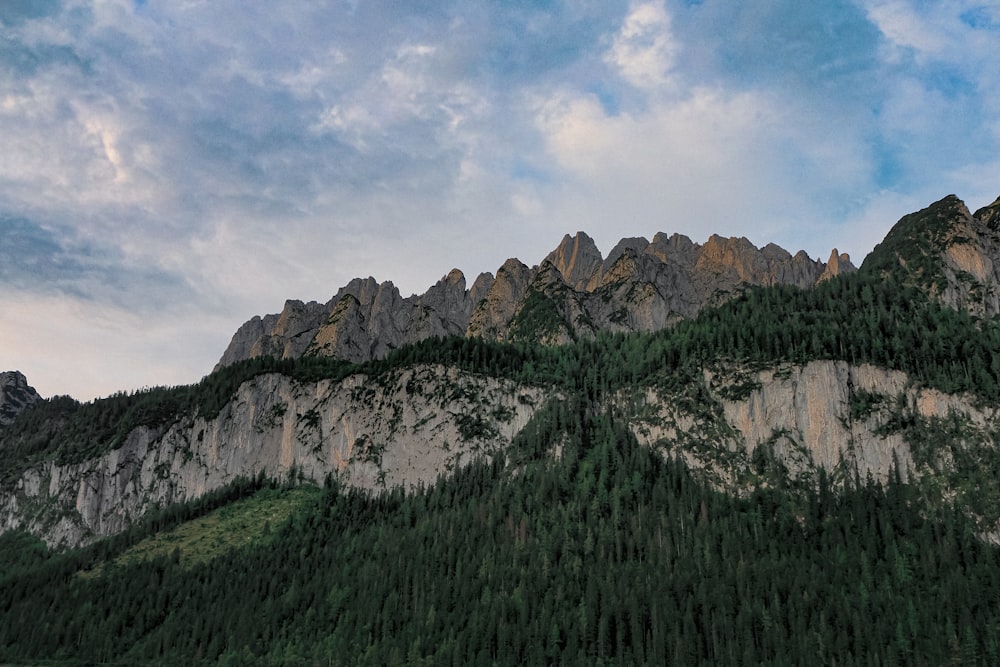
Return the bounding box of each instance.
[1,0,998,400]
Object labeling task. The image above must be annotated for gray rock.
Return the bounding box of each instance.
[0,371,41,427]
[214,229,885,367]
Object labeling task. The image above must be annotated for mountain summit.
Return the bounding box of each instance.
[217,232,856,369]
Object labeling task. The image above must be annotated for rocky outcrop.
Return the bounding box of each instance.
[862,194,1000,317]
[218,232,852,368]
[0,371,40,427]
[0,365,550,547]
[544,231,605,290]
[818,248,857,283]
[466,259,533,341]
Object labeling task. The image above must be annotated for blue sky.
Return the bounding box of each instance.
[1,0,998,400]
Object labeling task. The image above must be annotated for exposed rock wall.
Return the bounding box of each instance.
[629,360,997,490]
[0,365,549,548]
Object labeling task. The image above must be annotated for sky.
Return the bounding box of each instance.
[1,0,999,401]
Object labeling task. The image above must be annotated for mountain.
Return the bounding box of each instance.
[5,193,999,551]
[216,232,855,368]
[3,193,1000,665]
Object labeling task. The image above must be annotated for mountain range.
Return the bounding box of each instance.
[216,230,855,369]
[2,193,1000,548]
[3,192,1000,664]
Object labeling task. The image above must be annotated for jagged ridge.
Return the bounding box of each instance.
[217,232,856,369]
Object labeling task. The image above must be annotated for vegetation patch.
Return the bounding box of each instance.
[83,485,320,575]
[849,388,887,421]
[509,289,569,342]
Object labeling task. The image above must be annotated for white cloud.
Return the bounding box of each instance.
[0,292,229,400]
[605,2,677,91]
[864,0,949,60]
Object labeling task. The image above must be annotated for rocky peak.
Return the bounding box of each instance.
[0,371,41,427]
[467,258,532,341]
[216,225,865,369]
[974,195,1000,229]
[818,248,857,283]
[647,232,698,265]
[422,269,468,312]
[469,272,495,305]
[544,232,604,290]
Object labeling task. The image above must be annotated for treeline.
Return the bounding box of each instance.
[625,271,1000,398]
[1,408,999,665]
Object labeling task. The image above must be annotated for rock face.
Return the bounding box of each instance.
[0,371,40,427]
[862,194,1000,317]
[628,360,999,501]
[0,365,550,547]
[217,232,855,369]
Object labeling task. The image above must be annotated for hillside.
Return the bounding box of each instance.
[1,193,1000,664]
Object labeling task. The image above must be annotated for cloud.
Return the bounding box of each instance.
[533,83,874,258]
[864,1,950,60]
[0,292,230,400]
[0,0,61,27]
[605,2,677,91]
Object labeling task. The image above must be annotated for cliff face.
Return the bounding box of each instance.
[0,371,40,427]
[628,360,1000,516]
[217,232,855,368]
[1,366,550,547]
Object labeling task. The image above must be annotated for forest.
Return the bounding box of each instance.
[2,402,1000,665]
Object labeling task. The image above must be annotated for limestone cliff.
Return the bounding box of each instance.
[627,360,1000,526]
[0,365,550,548]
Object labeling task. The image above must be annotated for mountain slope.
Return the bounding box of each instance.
[3,414,1000,666]
[3,193,1000,664]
